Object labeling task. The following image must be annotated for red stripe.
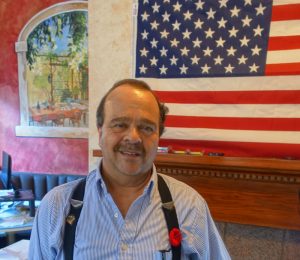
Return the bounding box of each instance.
[155,90,300,104]
[271,4,300,21]
[165,116,300,131]
[159,139,300,159]
[268,36,300,51]
[265,63,300,76]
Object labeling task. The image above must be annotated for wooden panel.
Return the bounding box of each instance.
[93,150,300,230]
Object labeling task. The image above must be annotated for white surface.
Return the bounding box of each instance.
[0,239,30,260]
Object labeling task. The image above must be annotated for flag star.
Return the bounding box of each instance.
[173,1,182,12]
[139,64,147,74]
[206,8,216,19]
[216,37,226,47]
[219,0,228,8]
[251,45,262,56]
[242,15,252,27]
[217,17,227,28]
[159,65,168,75]
[256,3,266,15]
[162,11,171,22]
[143,0,149,4]
[180,46,190,56]
[160,46,168,56]
[230,6,241,17]
[195,0,205,10]
[203,46,213,56]
[228,26,239,37]
[141,11,150,21]
[194,18,204,29]
[239,36,250,47]
[141,30,148,40]
[225,64,235,73]
[170,55,178,65]
[182,29,192,39]
[191,55,200,65]
[238,55,248,64]
[214,55,224,65]
[183,10,193,20]
[163,0,170,3]
[150,56,158,66]
[205,28,215,39]
[253,24,264,36]
[172,20,181,31]
[152,2,160,13]
[244,0,252,6]
[140,47,149,57]
[192,37,202,48]
[150,20,160,30]
[179,64,188,74]
[227,46,237,56]
[160,29,169,39]
[249,63,259,72]
[170,38,180,47]
[150,38,158,48]
[201,64,211,74]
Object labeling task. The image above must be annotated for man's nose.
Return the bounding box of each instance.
[124,126,142,143]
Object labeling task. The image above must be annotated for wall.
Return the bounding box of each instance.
[88,1,300,259]
[0,0,88,174]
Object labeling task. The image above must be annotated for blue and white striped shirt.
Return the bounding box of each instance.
[29,160,230,259]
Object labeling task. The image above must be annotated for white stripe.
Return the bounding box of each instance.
[167,104,300,118]
[267,49,300,64]
[269,20,300,37]
[139,76,300,91]
[272,0,300,6]
[162,127,300,144]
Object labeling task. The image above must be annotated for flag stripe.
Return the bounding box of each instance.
[155,90,300,104]
[268,36,300,51]
[165,116,300,131]
[271,4,300,21]
[162,128,300,144]
[145,77,300,91]
[265,62,300,75]
[266,50,300,64]
[159,139,300,159]
[269,20,300,37]
[167,104,300,118]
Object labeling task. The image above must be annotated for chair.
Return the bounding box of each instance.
[1,151,12,189]
[52,113,65,127]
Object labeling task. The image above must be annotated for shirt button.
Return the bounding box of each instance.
[121,243,128,251]
[114,213,118,218]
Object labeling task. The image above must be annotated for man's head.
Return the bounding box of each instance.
[97,79,168,180]
[96,79,168,137]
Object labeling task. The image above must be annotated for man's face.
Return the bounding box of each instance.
[98,84,160,179]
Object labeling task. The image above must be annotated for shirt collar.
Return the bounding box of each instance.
[95,158,157,202]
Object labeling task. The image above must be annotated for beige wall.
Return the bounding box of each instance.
[89,0,134,170]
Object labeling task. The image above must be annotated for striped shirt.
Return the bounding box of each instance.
[29,160,230,259]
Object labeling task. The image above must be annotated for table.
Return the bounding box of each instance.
[0,202,34,245]
[0,190,35,217]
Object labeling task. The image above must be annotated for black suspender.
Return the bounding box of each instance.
[63,175,181,260]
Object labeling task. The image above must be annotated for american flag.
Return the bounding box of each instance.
[134,0,300,158]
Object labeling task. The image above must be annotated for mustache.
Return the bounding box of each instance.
[114,143,144,154]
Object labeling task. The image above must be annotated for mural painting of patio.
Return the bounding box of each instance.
[26,10,88,128]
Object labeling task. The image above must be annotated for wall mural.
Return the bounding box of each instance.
[26,11,88,128]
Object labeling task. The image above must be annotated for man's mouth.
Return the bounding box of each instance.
[119,149,142,157]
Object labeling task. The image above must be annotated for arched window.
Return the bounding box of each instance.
[15,1,88,138]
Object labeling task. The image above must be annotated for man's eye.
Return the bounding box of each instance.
[140,125,155,134]
[111,123,127,132]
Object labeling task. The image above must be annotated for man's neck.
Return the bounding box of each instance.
[101,166,152,217]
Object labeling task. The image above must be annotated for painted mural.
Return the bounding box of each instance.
[26,10,88,128]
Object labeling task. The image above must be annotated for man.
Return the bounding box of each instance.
[29,79,230,259]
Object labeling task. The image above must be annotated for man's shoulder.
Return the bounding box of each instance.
[158,173,205,203]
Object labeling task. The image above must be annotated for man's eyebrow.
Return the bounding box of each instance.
[110,117,130,123]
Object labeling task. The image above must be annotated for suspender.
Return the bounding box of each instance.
[63,175,181,260]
